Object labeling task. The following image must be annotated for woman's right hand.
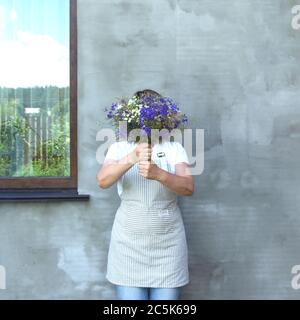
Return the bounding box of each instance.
[130,143,152,164]
[97,142,152,189]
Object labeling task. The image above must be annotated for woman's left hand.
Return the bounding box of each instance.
[138,160,161,180]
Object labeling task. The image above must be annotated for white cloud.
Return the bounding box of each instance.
[0,31,69,88]
[0,6,6,39]
[10,8,17,21]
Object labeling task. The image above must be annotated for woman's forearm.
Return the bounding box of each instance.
[97,151,136,189]
[157,168,194,196]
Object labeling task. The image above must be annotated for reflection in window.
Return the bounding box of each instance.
[0,0,70,177]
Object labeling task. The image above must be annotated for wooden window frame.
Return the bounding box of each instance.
[0,0,89,201]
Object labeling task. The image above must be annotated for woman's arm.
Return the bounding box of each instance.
[138,161,194,196]
[159,162,194,196]
[96,152,136,189]
[97,143,152,189]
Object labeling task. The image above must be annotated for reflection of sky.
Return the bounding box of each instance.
[0,0,70,87]
[0,0,69,45]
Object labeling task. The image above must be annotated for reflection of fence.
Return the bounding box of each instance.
[0,87,70,176]
[20,112,54,167]
[0,109,51,173]
[0,106,69,176]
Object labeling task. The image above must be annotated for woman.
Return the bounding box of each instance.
[97,89,194,300]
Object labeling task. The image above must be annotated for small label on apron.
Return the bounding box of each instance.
[157,152,166,158]
[155,151,170,172]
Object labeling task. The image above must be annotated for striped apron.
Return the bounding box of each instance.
[106,146,189,288]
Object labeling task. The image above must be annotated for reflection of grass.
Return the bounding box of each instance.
[0,156,70,177]
[0,91,70,178]
[13,158,70,177]
[0,157,11,176]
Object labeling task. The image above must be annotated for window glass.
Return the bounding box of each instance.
[0,0,70,177]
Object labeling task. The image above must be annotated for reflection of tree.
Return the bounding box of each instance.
[0,86,70,177]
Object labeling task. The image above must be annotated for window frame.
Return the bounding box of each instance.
[0,0,88,200]
[0,0,76,189]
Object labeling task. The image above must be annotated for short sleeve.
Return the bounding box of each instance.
[173,142,190,165]
[104,142,120,162]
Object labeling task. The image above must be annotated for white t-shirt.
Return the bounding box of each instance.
[104,140,191,196]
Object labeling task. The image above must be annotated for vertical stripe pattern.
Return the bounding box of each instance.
[106,143,189,288]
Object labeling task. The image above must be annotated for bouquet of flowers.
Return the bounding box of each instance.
[104,93,188,142]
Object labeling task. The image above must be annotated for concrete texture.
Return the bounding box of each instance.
[1,0,300,299]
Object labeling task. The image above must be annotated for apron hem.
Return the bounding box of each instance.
[106,274,189,288]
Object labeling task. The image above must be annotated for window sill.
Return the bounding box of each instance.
[0,189,90,202]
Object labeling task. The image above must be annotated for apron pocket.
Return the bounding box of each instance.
[117,205,181,235]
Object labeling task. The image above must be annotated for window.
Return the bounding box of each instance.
[0,0,88,200]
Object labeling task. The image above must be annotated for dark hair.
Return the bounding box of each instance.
[133,89,162,99]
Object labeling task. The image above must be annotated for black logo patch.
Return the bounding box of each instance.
[157,152,166,158]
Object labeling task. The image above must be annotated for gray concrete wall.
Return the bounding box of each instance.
[1,0,300,299]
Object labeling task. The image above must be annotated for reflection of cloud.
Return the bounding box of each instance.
[0,31,69,88]
[10,8,17,21]
[0,6,6,39]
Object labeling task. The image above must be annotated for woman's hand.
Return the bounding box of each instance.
[97,142,154,188]
[132,142,152,163]
[136,143,162,180]
[97,144,145,188]
[138,159,194,196]
[138,160,162,180]
[157,162,194,196]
